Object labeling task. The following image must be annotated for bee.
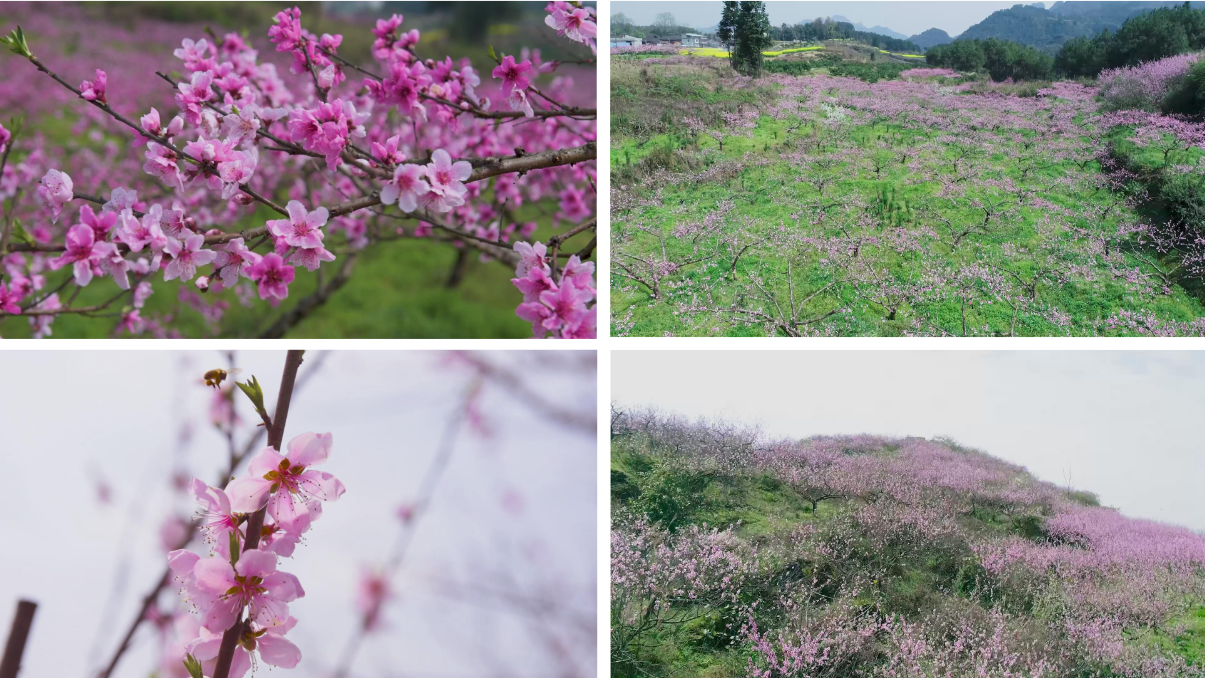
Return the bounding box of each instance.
[202,367,242,389]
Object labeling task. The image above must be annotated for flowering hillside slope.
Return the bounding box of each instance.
[610,410,1205,677]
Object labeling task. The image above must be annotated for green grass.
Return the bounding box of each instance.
[609,58,1205,337]
[1146,607,1205,667]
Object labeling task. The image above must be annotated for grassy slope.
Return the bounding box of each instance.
[611,439,1205,676]
[609,58,1205,337]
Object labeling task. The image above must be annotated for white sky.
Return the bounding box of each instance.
[0,350,596,678]
[613,350,1205,532]
[612,1,1053,39]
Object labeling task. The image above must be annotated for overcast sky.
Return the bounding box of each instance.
[613,350,1205,532]
[0,350,596,678]
[612,1,1052,38]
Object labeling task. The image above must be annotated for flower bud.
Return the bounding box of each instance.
[195,276,210,292]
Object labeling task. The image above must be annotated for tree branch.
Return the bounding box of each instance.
[212,350,305,678]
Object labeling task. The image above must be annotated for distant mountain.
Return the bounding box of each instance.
[909,28,953,50]
[831,14,909,40]
[1047,1,1198,21]
[955,1,1204,52]
[696,22,719,34]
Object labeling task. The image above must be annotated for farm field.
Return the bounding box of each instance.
[611,409,1205,677]
[610,54,1205,336]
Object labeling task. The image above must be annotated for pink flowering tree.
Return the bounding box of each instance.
[0,3,596,338]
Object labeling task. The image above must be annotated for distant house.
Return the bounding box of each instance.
[682,33,705,47]
[610,35,643,48]
[660,35,683,45]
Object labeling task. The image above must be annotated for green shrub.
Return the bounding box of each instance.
[631,463,711,531]
[1163,57,1205,116]
[1011,514,1050,542]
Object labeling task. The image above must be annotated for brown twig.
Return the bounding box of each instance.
[24,57,288,218]
[547,218,595,278]
[330,379,475,678]
[311,44,595,121]
[0,600,37,678]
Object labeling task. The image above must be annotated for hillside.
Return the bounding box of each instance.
[832,14,909,40]
[611,412,1205,677]
[954,1,1203,51]
[957,3,1104,51]
[908,27,953,50]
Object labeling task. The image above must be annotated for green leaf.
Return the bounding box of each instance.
[235,375,266,415]
[10,220,33,247]
[182,654,204,678]
[0,26,32,58]
[487,45,497,62]
[228,530,241,566]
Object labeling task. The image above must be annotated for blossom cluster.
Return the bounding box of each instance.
[511,240,596,338]
[0,2,596,338]
[1098,52,1201,112]
[167,431,344,675]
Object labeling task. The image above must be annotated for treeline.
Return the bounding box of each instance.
[925,3,1205,83]
[1055,2,1205,77]
[611,22,699,39]
[772,17,920,53]
[926,38,1054,81]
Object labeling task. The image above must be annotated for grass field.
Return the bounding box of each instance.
[610,56,1205,336]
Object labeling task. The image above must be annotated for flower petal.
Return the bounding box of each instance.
[297,469,345,503]
[247,446,286,477]
[257,633,302,668]
[263,570,305,602]
[286,431,332,466]
[224,476,273,513]
[235,548,277,579]
[193,556,237,595]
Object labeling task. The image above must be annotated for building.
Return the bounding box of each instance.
[682,33,706,47]
[610,35,643,48]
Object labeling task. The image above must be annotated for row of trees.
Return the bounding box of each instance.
[771,17,921,53]
[1055,2,1205,78]
[926,38,1055,81]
